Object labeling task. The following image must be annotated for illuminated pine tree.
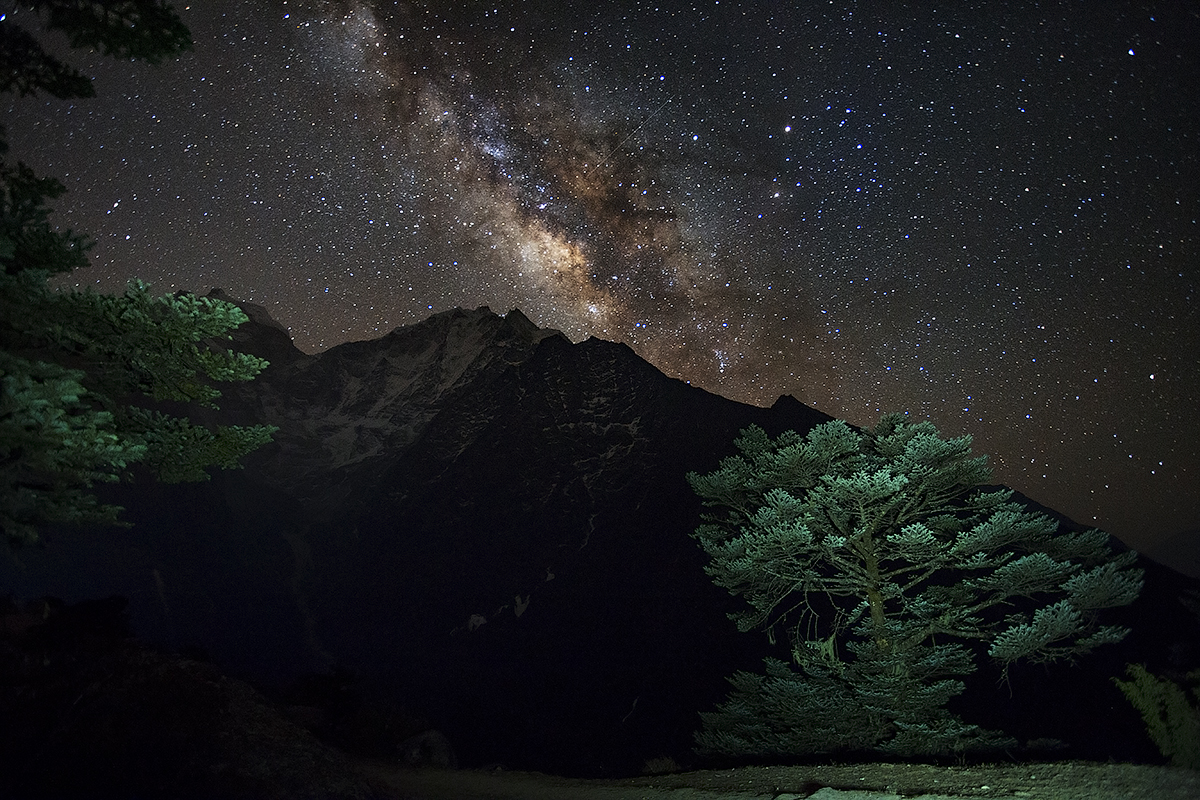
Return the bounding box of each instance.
[1,1,274,545]
[689,414,1143,758]
[0,269,278,545]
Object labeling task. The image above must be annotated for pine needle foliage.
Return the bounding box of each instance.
[0,258,278,547]
[1,1,275,545]
[688,414,1143,759]
[1,0,192,99]
[1113,664,1200,769]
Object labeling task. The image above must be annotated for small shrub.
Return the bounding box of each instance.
[642,755,681,774]
[1113,663,1200,769]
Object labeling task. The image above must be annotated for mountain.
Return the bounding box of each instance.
[1143,528,1200,580]
[3,295,1198,777]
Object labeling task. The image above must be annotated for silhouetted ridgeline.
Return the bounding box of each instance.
[4,294,1197,777]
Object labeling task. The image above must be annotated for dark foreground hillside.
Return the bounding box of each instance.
[3,297,1198,780]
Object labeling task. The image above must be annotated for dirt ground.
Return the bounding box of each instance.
[360,762,1200,800]
[359,759,1200,800]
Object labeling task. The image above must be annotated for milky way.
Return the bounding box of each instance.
[290,0,816,401]
[6,0,1198,552]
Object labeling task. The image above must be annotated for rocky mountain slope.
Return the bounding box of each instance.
[3,294,1197,777]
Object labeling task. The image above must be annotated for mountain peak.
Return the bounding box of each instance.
[501,307,541,336]
[378,305,564,350]
[206,288,289,336]
[204,288,302,366]
[770,393,810,413]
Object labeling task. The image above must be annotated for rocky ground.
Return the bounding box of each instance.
[361,760,1200,800]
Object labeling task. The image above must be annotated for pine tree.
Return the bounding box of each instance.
[1,0,192,99]
[689,414,1143,759]
[1,1,275,545]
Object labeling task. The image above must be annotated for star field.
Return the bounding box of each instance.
[6,0,1198,553]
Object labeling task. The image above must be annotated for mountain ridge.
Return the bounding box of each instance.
[3,291,1196,776]
[209,297,578,514]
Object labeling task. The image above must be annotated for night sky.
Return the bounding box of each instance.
[6,0,1198,553]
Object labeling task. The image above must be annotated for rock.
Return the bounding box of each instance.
[399,729,458,769]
